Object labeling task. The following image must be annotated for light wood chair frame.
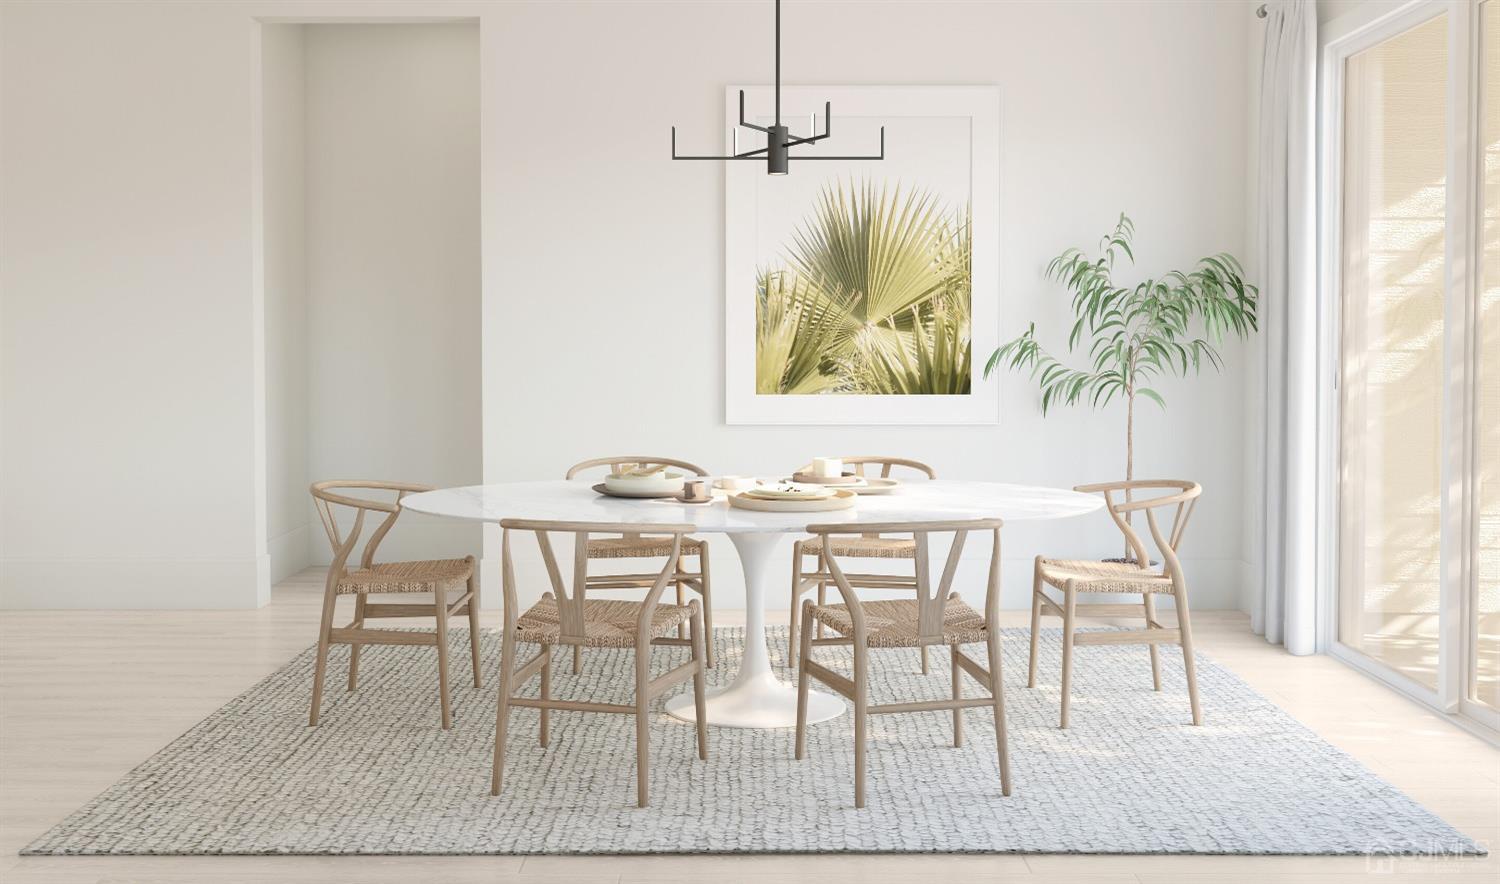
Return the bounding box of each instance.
[492,519,708,808]
[1028,479,1203,728]
[565,456,716,671]
[794,518,1012,809]
[789,456,938,674]
[308,480,480,730]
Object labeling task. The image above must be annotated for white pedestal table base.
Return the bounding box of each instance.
[664,532,846,728]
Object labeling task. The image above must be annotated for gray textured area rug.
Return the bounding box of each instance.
[23,627,1484,856]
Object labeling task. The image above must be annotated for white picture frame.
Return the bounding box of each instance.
[724,85,1000,425]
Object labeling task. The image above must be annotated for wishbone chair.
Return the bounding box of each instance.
[491,519,709,808]
[308,480,480,730]
[794,518,1012,809]
[1029,479,1204,728]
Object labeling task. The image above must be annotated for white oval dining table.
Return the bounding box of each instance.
[399,479,1102,730]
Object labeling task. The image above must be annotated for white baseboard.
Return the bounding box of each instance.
[0,556,270,609]
[268,523,312,585]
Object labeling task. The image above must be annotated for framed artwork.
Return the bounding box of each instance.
[724,85,1000,425]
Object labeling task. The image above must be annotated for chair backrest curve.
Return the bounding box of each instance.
[806,518,1002,645]
[309,479,434,573]
[499,518,695,644]
[1072,479,1203,572]
[564,456,709,480]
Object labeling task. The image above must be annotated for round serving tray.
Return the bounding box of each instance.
[728,489,857,513]
[592,483,681,500]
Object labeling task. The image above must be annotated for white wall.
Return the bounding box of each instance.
[262,24,311,584]
[1,0,266,608]
[1318,0,1408,27]
[0,0,1259,611]
[301,23,482,565]
[484,0,1256,611]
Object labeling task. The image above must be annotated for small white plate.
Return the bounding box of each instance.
[847,477,900,495]
[744,482,835,500]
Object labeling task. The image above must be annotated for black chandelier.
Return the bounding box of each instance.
[670,0,885,175]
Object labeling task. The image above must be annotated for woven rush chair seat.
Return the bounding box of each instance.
[808,597,988,648]
[1037,557,1174,594]
[337,557,474,595]
[586,535,705,559]
[516,597,694,649]
[799,535,916,559]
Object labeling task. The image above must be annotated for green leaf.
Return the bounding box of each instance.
[981,212,1257,426]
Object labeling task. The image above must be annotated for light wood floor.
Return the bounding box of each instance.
[0,567,1495,884]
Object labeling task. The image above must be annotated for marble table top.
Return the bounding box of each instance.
[400,479,1102,534]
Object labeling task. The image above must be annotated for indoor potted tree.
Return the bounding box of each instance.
[985,214,1258,557]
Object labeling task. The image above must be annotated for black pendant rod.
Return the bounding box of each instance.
[774,0,781,127]
[669,0,884,173]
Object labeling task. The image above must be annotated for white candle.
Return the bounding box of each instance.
[812,457,842,479]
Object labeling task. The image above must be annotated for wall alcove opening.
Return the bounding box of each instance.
[259,21,482,587]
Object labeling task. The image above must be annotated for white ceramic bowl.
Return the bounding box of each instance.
[714,475,757,491]
[603,471,686,495]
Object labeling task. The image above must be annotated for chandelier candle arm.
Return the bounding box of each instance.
[784,126,885,161]
[738,90,769,134]
[783,102,833,148]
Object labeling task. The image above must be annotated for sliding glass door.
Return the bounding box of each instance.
[1337,12,1448,691]
[1327,0,1498,732]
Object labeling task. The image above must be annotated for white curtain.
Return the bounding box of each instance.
[1254,0,1318,655]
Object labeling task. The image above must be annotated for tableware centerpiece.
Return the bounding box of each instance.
[728,482,856,512]
[595,463,686,499]
[674,479,715,504]
[788,457,902,494]
[790,470,864,486]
